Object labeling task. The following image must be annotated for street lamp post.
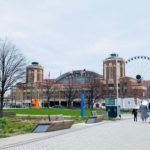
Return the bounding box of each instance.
[115,54,121,118]
[115,54,118,106]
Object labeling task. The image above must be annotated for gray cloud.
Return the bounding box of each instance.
[0,0,150,79]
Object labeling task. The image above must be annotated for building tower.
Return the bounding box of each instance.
[103,53,125,96]
[26,62,43,84]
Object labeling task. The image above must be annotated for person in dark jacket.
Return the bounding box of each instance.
[132,108,138,122]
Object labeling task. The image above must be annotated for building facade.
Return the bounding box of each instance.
[26,62,43,83]
[11,65,103,108]
[102,54,147,99]
[10,54,149,108]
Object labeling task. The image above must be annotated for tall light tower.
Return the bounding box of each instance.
[115,54,119,106]
[115,53,121,118]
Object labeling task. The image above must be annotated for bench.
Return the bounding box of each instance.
[32,115,74,133]
[0,112,16,117]
[92,111,105,122]
[86,111,105,124]
[48,115,64,121]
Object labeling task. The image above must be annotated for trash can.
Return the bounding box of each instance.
[106,106,118,118]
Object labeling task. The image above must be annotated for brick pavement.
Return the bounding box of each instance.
[1,114,150,150]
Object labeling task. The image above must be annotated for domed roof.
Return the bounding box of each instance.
[104,53,124,62]
[27,62,43,69]
[56,70,103,83]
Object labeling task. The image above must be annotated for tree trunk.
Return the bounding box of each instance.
[68,100,71,108]
[90,88,94,110]
[0,92,4,117]
[88,97,91,108]
[47,96,50,108]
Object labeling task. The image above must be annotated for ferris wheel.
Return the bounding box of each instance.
[125,56,150,81]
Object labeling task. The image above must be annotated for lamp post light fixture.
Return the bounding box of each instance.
[115,53,122,118]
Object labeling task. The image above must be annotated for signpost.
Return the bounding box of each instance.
[80,91,84,118]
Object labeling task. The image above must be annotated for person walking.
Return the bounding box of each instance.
[139,103,149,122]
[132,108,138,122]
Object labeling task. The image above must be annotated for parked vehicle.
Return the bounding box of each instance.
[52,105,64,108]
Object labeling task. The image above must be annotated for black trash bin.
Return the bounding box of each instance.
[106,106,118,118]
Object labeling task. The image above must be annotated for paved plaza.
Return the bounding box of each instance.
[0,115,150,150]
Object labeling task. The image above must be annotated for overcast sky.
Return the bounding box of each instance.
[0,0,150,79]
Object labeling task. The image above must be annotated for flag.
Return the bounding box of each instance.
[80,69,86,76]
[48,72,50,79]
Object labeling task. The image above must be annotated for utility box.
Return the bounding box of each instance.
[105,96,119,118]
[106,106,118,118]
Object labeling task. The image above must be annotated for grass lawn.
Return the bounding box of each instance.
[0,108,106,138]
[4,108,106,117]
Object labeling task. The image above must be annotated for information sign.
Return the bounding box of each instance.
[105,97,116,106]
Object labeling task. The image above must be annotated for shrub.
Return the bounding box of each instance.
[23,124,34,132]
[0,118,7,129]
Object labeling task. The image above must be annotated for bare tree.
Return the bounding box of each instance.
[45,81,52,108]
[51,86,58,106]
[85,78,102,110]
[0,39,26,117]
[65,85,77,108]
[45,73,53,108]
[65,73,77,108]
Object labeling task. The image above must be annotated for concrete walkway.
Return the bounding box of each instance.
[0,114,150,150]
